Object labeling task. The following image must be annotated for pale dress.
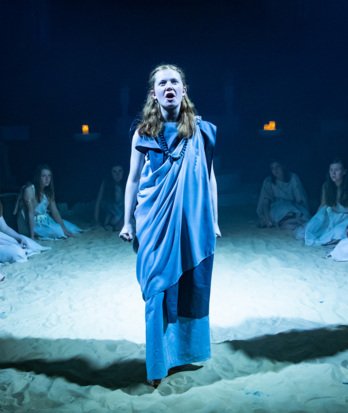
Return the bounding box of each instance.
[257,173,310,229]
[328,238,348,261]
[16,186,82,240]
[33,195,82,240]
[0,216,49,263]
[304,203,348,246]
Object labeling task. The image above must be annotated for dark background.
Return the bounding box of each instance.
[1,0,348,205]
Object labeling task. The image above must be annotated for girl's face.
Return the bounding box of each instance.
[329,163,346,185]
[111,166,123,183]
[152,69,186,113]
[270,162,284,181]
[40,169,52,188]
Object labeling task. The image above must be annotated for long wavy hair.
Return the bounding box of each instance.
[33,164,55,202]
[322,159,348,207]
[137,64,196,139]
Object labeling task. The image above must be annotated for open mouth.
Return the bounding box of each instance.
[165,92,175,99]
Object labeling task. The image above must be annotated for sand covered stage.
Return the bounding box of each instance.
[1,205,348,412]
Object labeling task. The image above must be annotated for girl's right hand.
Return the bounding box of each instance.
[119,223,135,242]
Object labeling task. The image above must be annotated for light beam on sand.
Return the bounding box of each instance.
[1,223,347,345]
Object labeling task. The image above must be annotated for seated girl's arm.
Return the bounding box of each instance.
[256,178,273,227]
[319,183,327,209]
[0,216,27,245]
[23,185,36,239]
[49,199,73,237]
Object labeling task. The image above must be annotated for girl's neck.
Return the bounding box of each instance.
[160,106,180,122]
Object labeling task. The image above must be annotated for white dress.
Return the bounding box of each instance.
[257,173,310,228]
[304,203,348,246]
[0,217,49,263]
[328,238,348,261]
[33,195,82,240]
[15,184,82,240]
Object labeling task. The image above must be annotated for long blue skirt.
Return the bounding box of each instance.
[145,255,213,380]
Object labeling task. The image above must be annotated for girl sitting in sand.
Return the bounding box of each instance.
[94,165,124,231]
[303,159,348,246]
[0,200,49,263]
[15,164,82,240]
[257,160,310,229]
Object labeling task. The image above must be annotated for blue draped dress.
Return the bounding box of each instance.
[134,119,216,380]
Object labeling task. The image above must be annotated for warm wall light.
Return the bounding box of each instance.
[82,124,89,135]
[263,121,276,131]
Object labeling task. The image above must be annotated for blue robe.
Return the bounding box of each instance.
[134,119,216,380]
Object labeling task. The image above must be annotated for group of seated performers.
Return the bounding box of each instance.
[0,163,125,281]
[257,158,348,260]
[0,199,50,281]
[0,164,82,281]
[2,155,347,283]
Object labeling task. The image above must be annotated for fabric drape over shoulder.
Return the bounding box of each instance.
[134,120,216,302]
[133,119,217,380]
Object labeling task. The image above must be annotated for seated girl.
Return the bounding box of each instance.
[257,161,310,229]
[94,165,124,231]
[16,164,82,240]
[304,159,348,246]
[0,200,49,263]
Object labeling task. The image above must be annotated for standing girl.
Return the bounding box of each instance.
[120,64,220,386]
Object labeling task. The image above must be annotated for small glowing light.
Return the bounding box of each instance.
[82,124,89,135]
[263,121,277,131]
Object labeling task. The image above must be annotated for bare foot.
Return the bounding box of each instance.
[147,379,161,388]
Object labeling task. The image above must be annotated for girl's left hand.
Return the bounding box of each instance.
[19,236,29,248]
[63,228,74,238]
[214,222,222,238]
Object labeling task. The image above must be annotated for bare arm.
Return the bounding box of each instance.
[0,216,26,244]
[210,163,221,237]
[23,185,36,239]
[256,178,273,227]
[49,199,72,237]
[119,131,145,242]
[320,183,326,207]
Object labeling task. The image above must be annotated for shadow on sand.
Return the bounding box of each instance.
[229,324,348,363]
[1,324,348,393]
